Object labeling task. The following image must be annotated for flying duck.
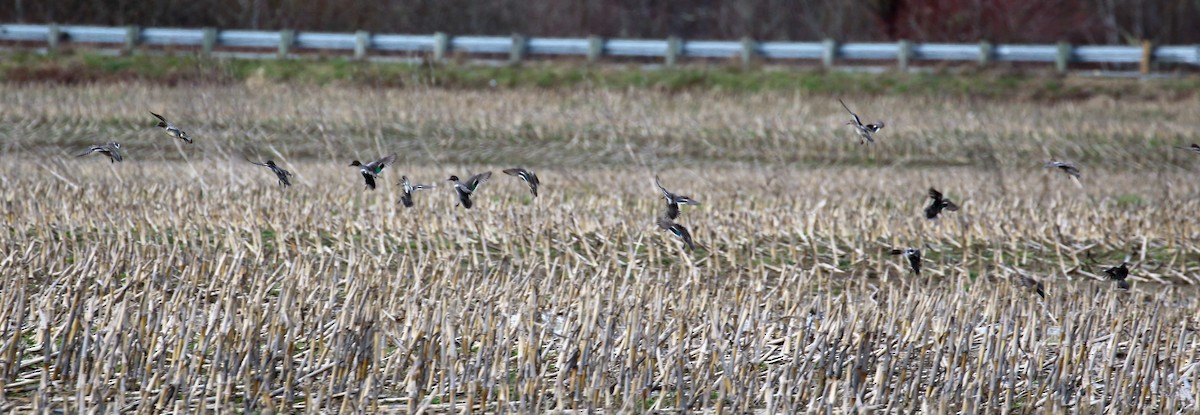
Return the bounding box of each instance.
[150,112,193,144]
[656,215,695,250]
[1103,262,1130,290]
[838,99,884,145]
[398,175,434,207]
[249,159,293,187]
[76,142,122,163]
[449,171,493,209]
[924,188,959,219]
[502,168,540,197]
[1016,275,1046,299]
[654,175,700,220]
[348,153,397,190]
[889,248,921,274]
[1176,144,1200,154]
[1044,159,1081,179]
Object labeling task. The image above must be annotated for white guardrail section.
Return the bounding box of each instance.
[2,24,1197,71]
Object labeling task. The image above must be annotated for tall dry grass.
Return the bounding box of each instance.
[1,83,1199,413]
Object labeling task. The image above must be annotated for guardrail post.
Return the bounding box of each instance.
[354,31,370,60]
[433,32,449,63]
[897,39,912,72]
[1140,40,1153,75]
[1055,41,1071,74]
[740,37,758,67]
[821,38,837,69]
[665,36,682,67]
[123,25,140,55]
[278,29,294,59]
[978,41,993,66]
[509,34,526,65]
[586,36,604,63]
[46,23,60,54]
[201,28,218,57]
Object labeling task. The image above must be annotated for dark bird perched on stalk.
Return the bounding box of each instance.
[1017,275,1046,299]
[449,171,492,209]
[838,99,884,145]
[348,153,397,190]
[398,175,433,208]
[150,111,193,144]
[1176,143,1200,154]
[1044,159,1082,188]
[1103,262,1131,290]
[657,215,695,251]
[654,175,701,220]
[248,159,293,187]
[502,168,540,197]
[924,188,959,220]
[76,142,122,163]
[889,248,921,275]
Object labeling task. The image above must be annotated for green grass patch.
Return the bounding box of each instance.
[3,51,1199,99]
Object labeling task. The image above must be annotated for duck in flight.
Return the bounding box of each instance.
[1044,159,1082,188]
[76,142,122,163]
[1103,262,1130,290]
[150,112,193,144]
[924,188,959,219]
[248,159,293,187]
[503,168,540,197]
[657,215,695,251]
[348,153,397,190]
[838,99,884,145]
[398,175,434,207]
[889,248,921,274]
[1017,275,1046,299]
[1176,143,1200,154]
[449,172,493,209]
[654,175,700,220]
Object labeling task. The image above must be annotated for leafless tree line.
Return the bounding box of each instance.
[5,0,1200,44]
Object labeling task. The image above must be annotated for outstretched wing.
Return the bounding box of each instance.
[368,153,398,173]
[943,200,959,211]
[149,111,168,123]
[838,99,862,126]
[654,175,674,200]
[928,188,942,201]
[466,171,492,192]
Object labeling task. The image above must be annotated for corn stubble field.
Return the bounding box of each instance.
[2,81,1200,413]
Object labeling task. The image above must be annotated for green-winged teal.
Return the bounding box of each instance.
[76,142,122,163]
[839,99,884,145]
[449,171,492,209]
[1177,143,1200,154]
[889,248,921,275]
[1044,159,1082,187]
[1016,275,1046,299]
[654,175,700,220]
[1103,262,1130,290]
[249,159,293,187]
[503,168,540,197]
[348,153,397,190]
[924,188,959,219]
[656,215,695,250]
[1044,159,1080,178]
[399,175,434,208]
[150,112,193,144]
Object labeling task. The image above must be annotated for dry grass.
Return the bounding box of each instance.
[1,83,1199,413]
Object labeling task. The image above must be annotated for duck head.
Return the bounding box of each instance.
[448,175,460,182]
[349,160,363,167]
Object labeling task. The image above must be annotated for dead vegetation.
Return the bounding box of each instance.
[1,83,1199,413]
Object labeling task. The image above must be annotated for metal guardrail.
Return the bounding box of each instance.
[2,23,1198,72]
